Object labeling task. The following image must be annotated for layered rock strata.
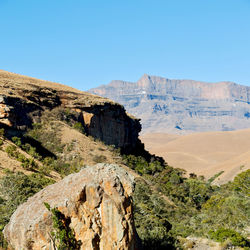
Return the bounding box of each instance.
[89,74,250,134]
[4,164,137,250]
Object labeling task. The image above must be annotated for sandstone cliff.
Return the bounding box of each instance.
[89,74,250,134]
[0,70,141,153]
[3,163,137,250]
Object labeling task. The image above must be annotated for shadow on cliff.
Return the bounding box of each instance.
[125,139,166,166]
[3,125,56,159]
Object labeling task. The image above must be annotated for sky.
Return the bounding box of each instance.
[0,0,250,90]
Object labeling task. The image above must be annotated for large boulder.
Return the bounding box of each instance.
[4,164,137,250]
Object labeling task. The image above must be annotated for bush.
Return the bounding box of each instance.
[44,203,81,249]
[123,155,165,176]
[232,169,250,196]
[0,172,55,246]
[5,145,17,157]
[11,136,22,147]
[209,228,250,247]
[0,128,5,138]
[133,181,175,249]
[73,122,85,134]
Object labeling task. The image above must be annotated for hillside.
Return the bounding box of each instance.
[0,70,142,153]
[0,70,249,249]
[141,129,250,183]
[89,74,250,134]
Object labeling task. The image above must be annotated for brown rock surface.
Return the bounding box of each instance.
[0,70,141,153]
[3,163,137,250]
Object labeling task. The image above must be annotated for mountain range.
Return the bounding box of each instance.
[89,74,250,134]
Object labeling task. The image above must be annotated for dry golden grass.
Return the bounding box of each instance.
[0,69,113,106]
[59,122,123,166]
[140,129,250,183]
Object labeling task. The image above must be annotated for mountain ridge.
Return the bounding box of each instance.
[89,74,250,134]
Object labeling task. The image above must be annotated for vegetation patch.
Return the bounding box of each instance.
[0,171,55,247]
[124,154,250,249]
[44,202,81,250]
[209,228,250,248]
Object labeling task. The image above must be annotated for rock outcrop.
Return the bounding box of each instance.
[0,70,141,153]
[4,164,137,250]
[89,74,250,134]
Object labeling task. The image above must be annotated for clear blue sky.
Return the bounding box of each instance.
[1,0,250,90]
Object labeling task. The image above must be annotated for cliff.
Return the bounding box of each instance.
[0,70,141,153]
[89,74,250,134]
[3,163,137,250]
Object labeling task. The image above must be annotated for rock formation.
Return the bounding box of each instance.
[3,163,137,250]
[0,70,141,153]
[89,74,250,134]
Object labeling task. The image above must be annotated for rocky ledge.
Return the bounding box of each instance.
[0,70,141,153]
[4,164,137,250]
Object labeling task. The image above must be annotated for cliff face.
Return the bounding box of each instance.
[0,70,141,153]
[3,164,137,250]
[89,74,250,134]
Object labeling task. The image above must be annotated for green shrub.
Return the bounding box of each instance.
[123,155,166,176]
[209,228,250,247]
[44,203,81,249]
[133,181,175,249]
[11,136,22,147]
[0,128,5,138]
[73,122,85,134]
[5,145,17,157]
[232,169,250,196]
[0,172,55,246]
[0,230,8,249]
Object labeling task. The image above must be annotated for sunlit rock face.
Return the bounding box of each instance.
[89,74,250,134]
[4,164,137,250]
[0,70,141,153]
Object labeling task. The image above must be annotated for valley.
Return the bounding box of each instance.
[141,129,250,184]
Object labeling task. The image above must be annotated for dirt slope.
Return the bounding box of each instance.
[140,129,250,183]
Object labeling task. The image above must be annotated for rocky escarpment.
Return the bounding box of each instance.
[3,163,137,250]
[89,74,250,134]
[0,70,141,153]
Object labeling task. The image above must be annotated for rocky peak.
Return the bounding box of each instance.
[3,164,137,250]
[89,74,250,134]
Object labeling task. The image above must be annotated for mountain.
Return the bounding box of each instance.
[140,129,250,184]
[0,70,249,249]
[89,74,250,134]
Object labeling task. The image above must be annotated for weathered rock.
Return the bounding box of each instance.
[0,70,141,153]
[4,164,137,250]
[89,74,250,134]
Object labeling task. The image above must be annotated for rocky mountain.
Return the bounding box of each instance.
[89,74,250,134]
[4,164,137,250]
[0,70,249,249]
